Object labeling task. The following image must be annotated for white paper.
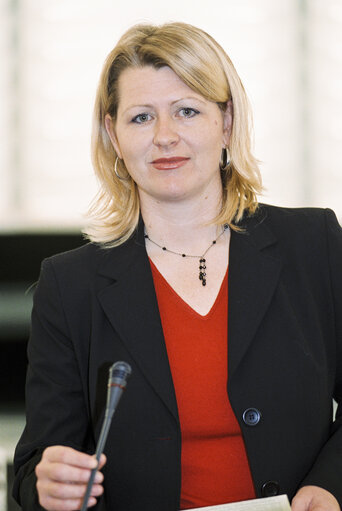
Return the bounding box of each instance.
[185,494,291,511]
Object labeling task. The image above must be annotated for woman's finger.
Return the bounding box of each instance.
[42,446,98,469]
[40,462,104,484]
[39,494,98,511]
[37,479,103,500]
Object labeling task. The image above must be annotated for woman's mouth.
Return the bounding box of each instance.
[150,157,190,170]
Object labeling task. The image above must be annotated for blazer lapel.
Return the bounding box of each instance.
[96,225,179,422]
[228,210,282,379]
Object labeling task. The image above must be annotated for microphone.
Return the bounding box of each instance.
[81,361,132,511]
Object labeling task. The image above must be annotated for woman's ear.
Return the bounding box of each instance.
[105,114,122,158]
[222,100,233,147]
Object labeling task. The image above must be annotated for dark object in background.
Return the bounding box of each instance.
[0,232,85,404]
[0,232,86,282]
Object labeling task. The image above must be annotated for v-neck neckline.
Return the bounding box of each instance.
[149,258,228,319]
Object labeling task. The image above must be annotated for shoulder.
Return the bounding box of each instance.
[44,241,105,271]
[239,203,341,263]
[39,242,104,284]
[39,236,139,291]
[249,203,341,240]
[256,203,338,225]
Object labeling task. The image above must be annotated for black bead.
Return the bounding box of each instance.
[213,240,216,244]
[202,279,206,286]
[182,254,186,257]
[144,234,148,238]
[162,247,166,250]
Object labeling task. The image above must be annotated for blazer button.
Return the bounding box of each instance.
[261,481,280,497]
[242,408,261,426]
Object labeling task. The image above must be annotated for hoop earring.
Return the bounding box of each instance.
[220,147,230,170]
[114,157,130,181]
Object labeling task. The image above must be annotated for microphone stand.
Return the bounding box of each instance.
[80,361,132,511]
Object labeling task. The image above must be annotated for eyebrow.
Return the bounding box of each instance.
[121,96,207,115]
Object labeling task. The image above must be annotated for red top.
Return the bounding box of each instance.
[150,261,256,509]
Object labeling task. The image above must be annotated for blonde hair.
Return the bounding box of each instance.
[84,21,262,246]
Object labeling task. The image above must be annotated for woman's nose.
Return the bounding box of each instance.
[153,116,179,147]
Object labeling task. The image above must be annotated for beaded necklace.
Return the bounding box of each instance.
[144,224,229,286]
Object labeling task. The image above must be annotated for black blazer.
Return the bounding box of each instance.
[13,204,342,511]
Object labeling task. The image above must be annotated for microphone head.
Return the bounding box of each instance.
[109,361,132,389]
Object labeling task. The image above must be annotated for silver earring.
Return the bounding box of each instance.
[220,147,230,170]
[114,157,129,181]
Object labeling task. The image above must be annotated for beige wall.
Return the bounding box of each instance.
[0,0,341,231]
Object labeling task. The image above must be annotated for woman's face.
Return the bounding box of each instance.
[105,65,232,205]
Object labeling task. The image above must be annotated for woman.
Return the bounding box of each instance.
[13,22,342,511]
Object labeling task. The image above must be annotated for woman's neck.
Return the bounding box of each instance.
[140,189,224,255]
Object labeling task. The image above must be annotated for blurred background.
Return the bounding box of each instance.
[1,0,341,509]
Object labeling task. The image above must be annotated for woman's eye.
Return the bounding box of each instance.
[131,113,151,124]
[179,107,199,118]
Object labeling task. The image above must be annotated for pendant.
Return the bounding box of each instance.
[199,258,206,286]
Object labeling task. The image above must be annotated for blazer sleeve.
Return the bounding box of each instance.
[12,258,94,510]
[299,209,342,501]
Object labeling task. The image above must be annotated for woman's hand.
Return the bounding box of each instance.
[35,445,106,511]
[292,485,340,511]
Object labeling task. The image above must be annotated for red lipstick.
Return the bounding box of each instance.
[150,157,190,170]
